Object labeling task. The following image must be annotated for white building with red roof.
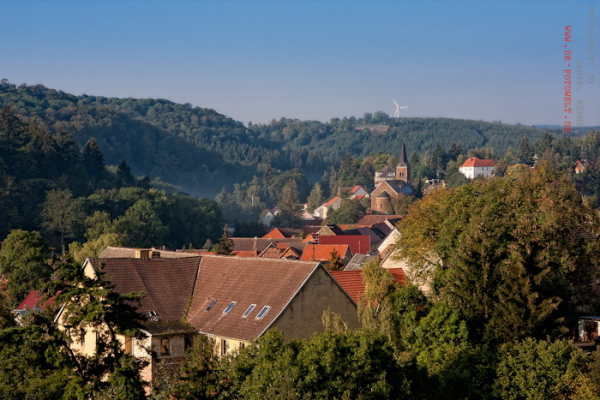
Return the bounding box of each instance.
[459,157,496,179]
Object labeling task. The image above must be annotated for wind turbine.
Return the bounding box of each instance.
[392,99,408,118]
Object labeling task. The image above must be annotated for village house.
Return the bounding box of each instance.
[186,256,359,355]
[60,255,202,382]
[574,159,596,174]
[313,196,343,220]
[458,157,496,179]
[51,248,359,382]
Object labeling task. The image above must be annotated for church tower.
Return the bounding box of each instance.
[396,142,410,183]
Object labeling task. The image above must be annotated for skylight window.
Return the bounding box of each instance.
[242,304,256,318]
[256,306,271,319]
[205,300,217,312]
[223,301,237,314]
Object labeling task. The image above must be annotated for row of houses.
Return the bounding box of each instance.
[13,215,415,383]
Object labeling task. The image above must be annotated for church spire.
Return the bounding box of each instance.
[396,142,410,183]
[397,141,409,167]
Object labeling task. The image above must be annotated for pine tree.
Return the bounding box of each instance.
[214,226,233,255]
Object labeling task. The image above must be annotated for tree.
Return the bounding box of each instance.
[82,138,105,190]
[397,163,600,344]
[117,160,136,187]
[325,249,344,272]
[214,226,233,255]
[153,335,222,400]
[113,199,169,248]
[0,268,148,399]
[41,189,85,254]
[495,338,589,400]
[306,183,324,213]
[277,179,299,215]
[325,198,366,224]
[0,230,52,307]
[220,329,411,400]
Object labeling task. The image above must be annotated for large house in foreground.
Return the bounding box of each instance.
[57,250,360,381]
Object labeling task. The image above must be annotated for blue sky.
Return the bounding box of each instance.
[1,0,598,126]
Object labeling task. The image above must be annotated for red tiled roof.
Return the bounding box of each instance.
[232,251,258,257]
[324,197,341,207]
[318,235,371,255]
[262,228,291,239]
[329,268,408,302]
[16,290,61,311]
[88,257,201,321]
[187,256,321,341]
[459,157,496,168]
[300,244,350,262]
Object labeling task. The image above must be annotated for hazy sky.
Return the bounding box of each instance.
[2,0,599,126]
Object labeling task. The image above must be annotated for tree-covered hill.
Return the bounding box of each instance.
[0,80,556,197]
[252,115,552,164]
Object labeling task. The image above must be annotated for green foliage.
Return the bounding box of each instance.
[0,230,52,307]
[325,198,366,224]
[153,335,221,400]
[220,329,411,400]
[41,189,85,254]
[325,248,344,272]
[495,338,589,400]
[398,163,600,344]
[214,226,233,255]
[306,182,324,213]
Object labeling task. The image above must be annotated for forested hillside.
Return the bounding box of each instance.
[0,80,555,198]
[0,106,223,254]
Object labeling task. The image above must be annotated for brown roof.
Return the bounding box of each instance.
[187,256,321,341]
[88,257,201,321]
[231,238,304,253]
[99,246,200,259]
[356,215,403,226]
[329,268,408,302]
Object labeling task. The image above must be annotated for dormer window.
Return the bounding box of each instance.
[256,306,271,319]
[242,304,256,318]
[223,301,236,314]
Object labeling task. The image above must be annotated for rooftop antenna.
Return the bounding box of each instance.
[392,99,408,118]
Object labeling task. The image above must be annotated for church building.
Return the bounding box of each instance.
[371,143,415,214]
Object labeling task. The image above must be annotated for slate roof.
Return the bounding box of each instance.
[187,256,321,341]
[318,235,371,255]
[329,268,408,302]
[459,157,496,168]
[87,257,201,321]
[344,254,379,271]
[300,244,350,261]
